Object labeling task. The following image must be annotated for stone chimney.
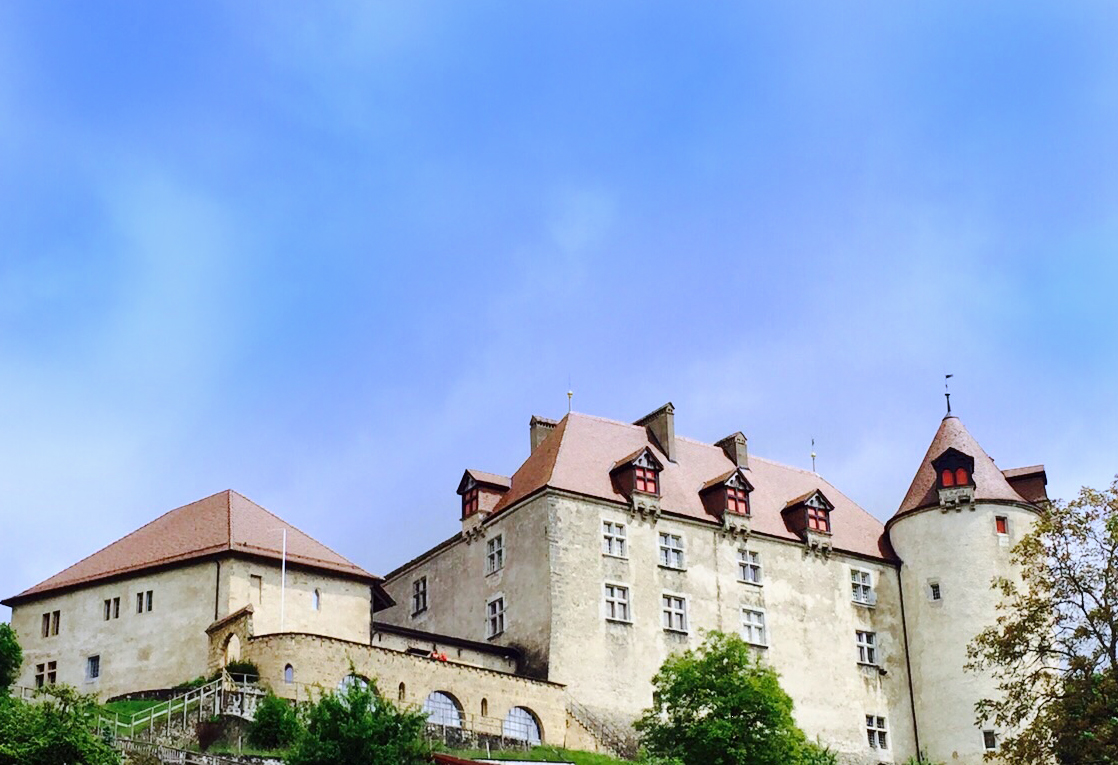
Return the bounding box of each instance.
[529,415,558,452]
[716,432,749,469]
[634,402,676,462]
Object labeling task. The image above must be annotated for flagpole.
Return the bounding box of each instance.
[280,529,287,633]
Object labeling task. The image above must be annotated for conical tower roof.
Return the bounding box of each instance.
[892,414,1031,521]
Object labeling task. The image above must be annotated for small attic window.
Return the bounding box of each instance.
[726,479,749,516]
[933,448,975,490]
[462,485,479,517]
[807,501,831,533]
[612,448,664,499]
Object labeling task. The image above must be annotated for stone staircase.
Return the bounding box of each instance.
[97,670,264,742]
[566,698,638,759]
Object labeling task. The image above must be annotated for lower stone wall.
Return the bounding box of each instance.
[243,632,570,749]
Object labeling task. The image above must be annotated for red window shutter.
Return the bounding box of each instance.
[941,469,955,487]
[996,516,1008,534]
[956,467,968,485]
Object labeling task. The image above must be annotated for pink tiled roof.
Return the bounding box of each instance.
[4,490,378,605]
[493,413,895,560]
[893,415,1032,520]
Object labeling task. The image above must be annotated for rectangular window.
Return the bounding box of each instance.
[661,594,688,633]
[412,577,428,615]
[487,596,505,638]
[137,592,144,614]
[866,715,888,749]
[35,663,45,688]
[104,599,112,621]
[86,655,100,681]
[741,608,767,646]
[602,521,627,557]
[851,569,875,605]
[52,610,59,635]
[995,516,1008,535]
[738,549,762,584]
[726,485,749,515]
[47,661,56,685]
[250,574,263,604]
[485,535,504,575]
[983,730,997,751]
[145,590,153,612]
[658,533,685,569]
[113,597,120,619]
[856,630,877,665]
[41,613,50,638]
[635,466,658,495]
[604,584,631,622]
[807,506,831,533]
[930,582,942,601]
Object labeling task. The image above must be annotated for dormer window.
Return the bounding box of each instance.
[635,464,658,495]
[781,489,835,539]
[933,448,975,490]
[807,499,831,533]
[610,447,665,500]
[462,484,479,517]
[700,469,754,519]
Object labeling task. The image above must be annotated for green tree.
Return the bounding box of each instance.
[967,479,1118,764]
[0,684,120,765]
[0,624,21,693]
[249,691,302,750]
[285,676,429,765]
[635,631,831,765]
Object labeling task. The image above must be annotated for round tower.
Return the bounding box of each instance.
[886,413,1046,764]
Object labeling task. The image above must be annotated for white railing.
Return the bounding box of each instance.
[97,670,261,740]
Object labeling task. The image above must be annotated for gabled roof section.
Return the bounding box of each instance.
[610,446,664,473]
[4,490,380,605]
[700,467,753,493]
[783,489,834,512]
[490,412,894,560]
[457,469,511,494]
[894,415,1033,520]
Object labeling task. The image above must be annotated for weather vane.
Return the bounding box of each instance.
[945,374,954,415]
[811,438,816,473]
[567,375,573,413]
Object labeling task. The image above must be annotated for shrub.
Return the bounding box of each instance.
[223,661,259,682]
[248,692,301,750]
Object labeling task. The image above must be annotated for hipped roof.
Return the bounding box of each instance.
[492,412,895,560]
[893,414,1035,521]
[4,490,381,606]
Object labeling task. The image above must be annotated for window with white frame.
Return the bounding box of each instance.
[86,655,100,681]
[866,715,888,749]
[738,549,762,584]
[658,533,685,569]
[486,596,506,638]
[741,608,767,646]
[412,576,428,615]
[661,594,687,633]
[856,630,877,665]
[485,535,504,575]
[602,521,627,557]
[604,584,631,622]
[851,569,875,605]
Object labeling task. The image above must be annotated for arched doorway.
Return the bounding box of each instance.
[223,633,241,665]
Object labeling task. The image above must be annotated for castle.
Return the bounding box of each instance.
[3,402,1047,764]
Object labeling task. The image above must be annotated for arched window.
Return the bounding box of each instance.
[941,468,955,487]
[284,664,294,684]
[423,691,463,728]
[955,467,969,485]
[313,589,321,610]
[480,698,489,717]
[337,674,371,694]
[503,706,542,744]
[398,682,406,702]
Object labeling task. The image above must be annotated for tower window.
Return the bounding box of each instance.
[995,516,1008,535]
[930,582,942,601]
[983,730,997,751]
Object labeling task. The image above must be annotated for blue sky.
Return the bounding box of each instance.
[3,2,1118,620]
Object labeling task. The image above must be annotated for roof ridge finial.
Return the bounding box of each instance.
[945,374,954,416]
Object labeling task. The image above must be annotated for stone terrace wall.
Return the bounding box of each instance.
[244,632,569,748]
